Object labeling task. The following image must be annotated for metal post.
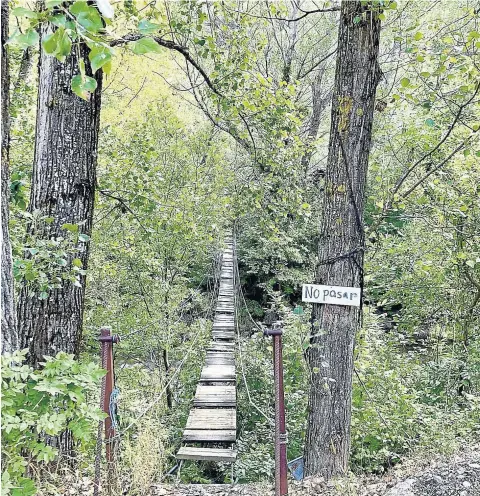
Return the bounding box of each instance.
[94,327,120,496]
[264,323,288,496]
[99,327,120,462]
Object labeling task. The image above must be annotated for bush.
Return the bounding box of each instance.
[1,350,105,496]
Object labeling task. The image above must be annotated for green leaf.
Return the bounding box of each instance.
[400,77,410,88]
[71,74,97,100]
[48,14,67,28]
[42,32,57,54]
[46,0,64,7]
[41,28,72,62]
[414,32,424,41]
[56,29,72,62]
[11,477,36,496]
[72,258,83,268]
[70,1,103,32]
[12,7,39,18]
[70,1,89,16]
[138,19,161,35]
[62,223,79,233]
[78,233,90,242]
[425,118,435,127]
[89,46,112,74]
[76,9,103,33]
[11,28,39,49]
[131,37,162,55]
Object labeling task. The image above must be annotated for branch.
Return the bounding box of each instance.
[229,6,340,23]
[110,34,223,98]
[400,138,472,198]
[390,81,480,198]
[298,48,337,79]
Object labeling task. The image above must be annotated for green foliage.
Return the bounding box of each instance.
[6,0,480,487]
[12,212,89,298]
[1,351,106,495]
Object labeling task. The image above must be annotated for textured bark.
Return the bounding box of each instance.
[1,0,18,353]
[17,22,103,368]
[304,0,381,478]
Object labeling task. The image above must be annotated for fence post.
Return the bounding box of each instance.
[100,328,117,459]
[264,322,288,496]
[94,327,120,496]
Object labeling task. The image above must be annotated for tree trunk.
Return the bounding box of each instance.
[17,21,103,368]
[301,65,331,173]
[14,47,33,92]
[304,0,381,478]
[1,0,18,353]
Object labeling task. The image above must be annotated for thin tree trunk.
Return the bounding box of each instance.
[304,0,381,478]
[301,65,331,172]
[17,20,103,368]
[14,47,33,92]
[1,0,18,353]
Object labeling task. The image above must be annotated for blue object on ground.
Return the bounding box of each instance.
[287,456,304,481]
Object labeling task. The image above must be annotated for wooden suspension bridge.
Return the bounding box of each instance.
[177,236,238,463]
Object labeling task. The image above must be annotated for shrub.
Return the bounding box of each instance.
[1,350,105,496]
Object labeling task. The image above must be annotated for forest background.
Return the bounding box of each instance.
[1,0,479,495]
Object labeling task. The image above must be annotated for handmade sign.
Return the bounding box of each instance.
[302,284,361,307]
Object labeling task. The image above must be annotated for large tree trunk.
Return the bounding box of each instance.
[304,0,381,478]
[17,21,103,368]
[1,0,18,353]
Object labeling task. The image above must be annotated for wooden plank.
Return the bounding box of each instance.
[205,357,234,365]
[183,430,236,442]
[208,334,234,340]
[208,345,234,352]
[186,408,236,430]
[200,364,235,381]
[194,385,236,407]
[177,447,237,462]
[208,342,234,348]
[206,352,234,360]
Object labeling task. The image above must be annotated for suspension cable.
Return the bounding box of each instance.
[233,236,274,426]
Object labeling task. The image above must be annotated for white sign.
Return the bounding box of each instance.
[302,284,361,307]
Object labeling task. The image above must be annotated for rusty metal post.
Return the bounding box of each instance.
[99,327,120,462]
[264,323,288,496]
[93,327,120,496]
